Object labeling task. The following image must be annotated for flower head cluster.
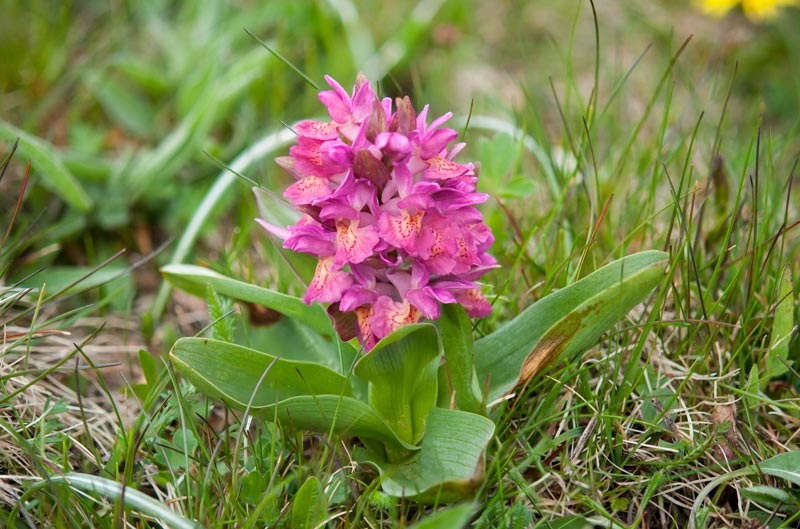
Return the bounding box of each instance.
[260,74,496,350]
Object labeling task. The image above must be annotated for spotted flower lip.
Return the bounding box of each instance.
[260,73,497,350]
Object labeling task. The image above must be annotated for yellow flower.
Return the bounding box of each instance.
[699,0,799,20]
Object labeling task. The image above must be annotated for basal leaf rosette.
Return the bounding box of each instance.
[258,73,496,351]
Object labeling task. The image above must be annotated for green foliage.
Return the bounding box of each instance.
[206,286,236,343]
[165,243,663,498]
[162,264,334,339]
[437,304,483,414]
[171,338,353,406]
[31,473,200,529]
[3,0,800,527]
[290,477,328,529]
[354,324,441,447]
[407,503,475,529]
[475,251,668,402]
[0,123,92,211]
[763,266,795,383]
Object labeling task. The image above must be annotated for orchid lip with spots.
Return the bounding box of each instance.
[259,73,497,350]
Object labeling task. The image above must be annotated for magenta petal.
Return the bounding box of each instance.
[424,155,470,180]
[397,192,434,211]
[370,297,422,340]
[284,175,334,205]
[271,73,497,347]
[386,268,412,296]
[295,120,339,140]
[320,140,353,167]
[320,76,353,123]
[334,221,380,267]
[284,221,334,257]
[452,235,479,274]
[339,285,378,312]
[416,215,459,272]
[288,138,328,176]
[419,128,458,159]
[454,288,492,318]
[405,288,441,320]
[378,209,424,253]
[375,132,411,161]
[390,163,414,198]
[351,81,377,123]
[304,257,353,304]
[355,305,378,351]
[427,111,453,132]
[255,218,291,240]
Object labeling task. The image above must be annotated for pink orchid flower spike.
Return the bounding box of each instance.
[259,73,497,351]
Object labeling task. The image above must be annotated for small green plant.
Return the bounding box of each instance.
[163,74,668,500]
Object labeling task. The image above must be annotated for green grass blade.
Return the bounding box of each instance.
[83,70,156,138]
[690,451,800,528]
[37,473,200,529]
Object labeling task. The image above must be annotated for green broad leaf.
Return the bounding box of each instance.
[437,304,483,414]
[253,187,303,230]
[290,476,328,529]
[248,317,359,377]
[359,407,495,500]
[355,324,441,448]
[138,349,158,388]
[408,503,475,529]
[170,337,352,406]
[477,133,517,183]
[759,450,800,486]
[171,341,416,453]
[764,265,794,382]
[270,395,419,454]
[741,485,800,511]
[0,122,93,212]
[161,264,334,340]
[475,250,668,403]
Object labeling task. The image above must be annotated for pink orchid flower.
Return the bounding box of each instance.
[260,74,497,350]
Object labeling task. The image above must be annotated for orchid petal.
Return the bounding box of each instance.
[378,209,424,253]
[370,297,422,340]
[304,256,353,304]
[294,120,340,140]
[424,155,470,180]
[284,175,334,205]
[454,288,492,318]
[334,220,380,267]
